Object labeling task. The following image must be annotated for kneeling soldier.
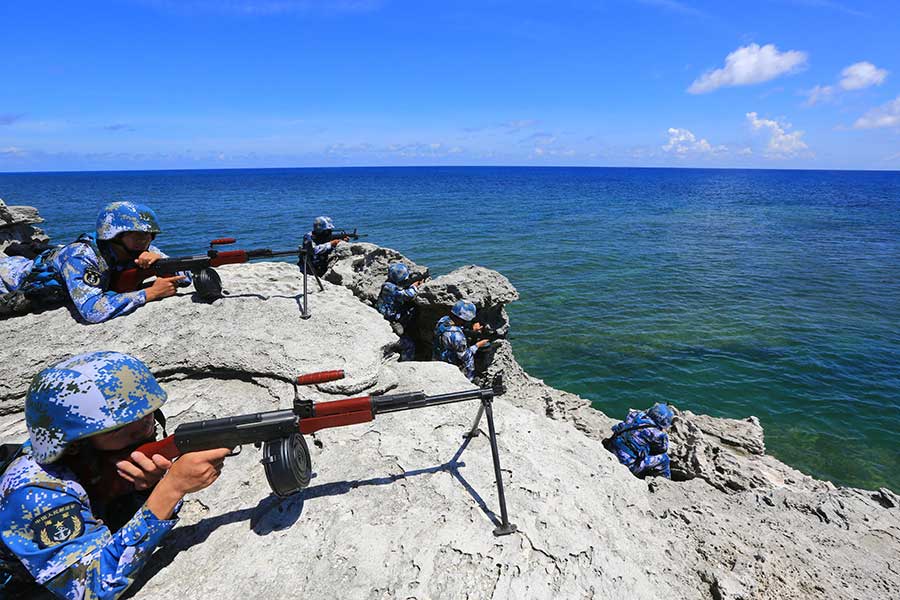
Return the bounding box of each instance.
[432,299,490,381]
[375,263,423,360]
[605,403,674,479]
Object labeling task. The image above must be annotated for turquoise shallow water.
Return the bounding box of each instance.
[2,166,898,491]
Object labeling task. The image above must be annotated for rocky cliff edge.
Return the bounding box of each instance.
[0,239,897,600]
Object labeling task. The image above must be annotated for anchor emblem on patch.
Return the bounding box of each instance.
[83,269,102,287]
[32,502,85,548]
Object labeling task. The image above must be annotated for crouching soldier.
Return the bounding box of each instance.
[302,216,348,277]
[433,300,491,381]
[375,263,423,360]
[0,201,191,323]
[0,351,231,599]
[604,403,674,479]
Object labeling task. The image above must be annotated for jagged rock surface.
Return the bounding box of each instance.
[0,199,50,256]
[1,252,898,599]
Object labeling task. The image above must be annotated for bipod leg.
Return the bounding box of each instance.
[299,249,311,320]
[463,403,485,440]
[482,397,517,536]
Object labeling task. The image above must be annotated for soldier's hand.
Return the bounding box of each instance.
[330,239,341,247]
[413,280,423,287]
[145,275,186,302]
[472,322,483,332]
[163,447,232,495]
[115,451,173,491]
[476,339,492,349]
[134,252,163,269]
[146,447,232,520]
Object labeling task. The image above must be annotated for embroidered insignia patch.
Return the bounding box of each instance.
[32,502,85,549]
[83,269,102,287]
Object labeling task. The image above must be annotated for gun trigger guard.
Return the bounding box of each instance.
[227,446,242,457]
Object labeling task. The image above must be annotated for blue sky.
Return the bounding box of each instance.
[1,0,898,171]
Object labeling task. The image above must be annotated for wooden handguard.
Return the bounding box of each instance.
[209,237,236,245]
[296,370,346,385]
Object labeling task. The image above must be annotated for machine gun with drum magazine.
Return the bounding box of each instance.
[93,370,517,536]
[110,237,325,318]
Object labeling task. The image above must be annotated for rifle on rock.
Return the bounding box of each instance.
[98,370,517,536]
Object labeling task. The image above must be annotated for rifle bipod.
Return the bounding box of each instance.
[462,396,517,536]
[298,246,325,320]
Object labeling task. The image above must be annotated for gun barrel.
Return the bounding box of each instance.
[373,387,493,415]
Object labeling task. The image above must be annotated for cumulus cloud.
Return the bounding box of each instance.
[661,128,725,155]
[746,112,809,157]
[805,61,888,105]
[688,43,807,94]
[853,95,900,129]
[839,61,888,90]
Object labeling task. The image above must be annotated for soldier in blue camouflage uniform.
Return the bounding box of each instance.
[432,300,491,381]
[0,201,191,323]
[375,263,423,361]
[302,216,348,277]
[0,351,230,599]
[606,403,674,479]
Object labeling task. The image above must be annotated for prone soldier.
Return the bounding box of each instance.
[0,201,191,323]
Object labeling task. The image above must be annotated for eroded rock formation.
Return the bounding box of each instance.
[0,234,897,600]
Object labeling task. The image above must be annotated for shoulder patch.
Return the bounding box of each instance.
[32,502,85,549]
[82,269,102,287]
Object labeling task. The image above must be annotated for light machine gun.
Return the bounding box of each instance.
[111,237,325,318]
[103,370,517,536]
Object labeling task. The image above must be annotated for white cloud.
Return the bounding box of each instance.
[804,84,835,106]
[853,95,900,129]
[662,128,719,154]
[0,146,26,156]
[806,61,888,106]
[688,43,808,94]
[839,61,888,90]
[746,112,809,157]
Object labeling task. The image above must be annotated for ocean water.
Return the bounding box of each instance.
[2,166,898,491]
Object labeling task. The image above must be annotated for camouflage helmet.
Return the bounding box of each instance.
[450,299,477,322]
[388,263,410,285]
[312,216,334,233]
[25,351,167,464]
[648,403,674,429]
[96,201,162,240]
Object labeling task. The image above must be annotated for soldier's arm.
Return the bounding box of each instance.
[1,485,178,600]
[56,243,146,324]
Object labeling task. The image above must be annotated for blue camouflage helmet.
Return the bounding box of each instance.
[96,201,162,240]
[648,403,675,429]
[25,351,167,464]
[388,263,410,285]
[451,299,477,322]
[313,216,335,233]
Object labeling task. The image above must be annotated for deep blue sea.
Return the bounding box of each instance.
[2,167,898,491]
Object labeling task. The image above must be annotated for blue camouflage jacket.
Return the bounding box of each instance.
[375,282,417,323]
[0,233,190,323]
[302,232,333,274]
[0,453,179,600]
[432,316,480,381]
[609,410,669,465]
